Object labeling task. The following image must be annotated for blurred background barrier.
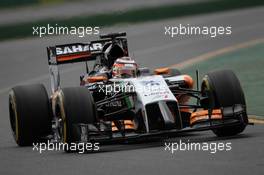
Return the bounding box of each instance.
[0,0,264,41]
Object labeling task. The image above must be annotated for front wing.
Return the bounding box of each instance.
[72,106,249,144]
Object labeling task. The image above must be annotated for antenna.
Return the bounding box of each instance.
[196,70,199,91]
[85,61,89,74]
[196,70,199,107]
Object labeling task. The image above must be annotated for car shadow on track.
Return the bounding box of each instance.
[1,131,255,155]
[75,132,254,154]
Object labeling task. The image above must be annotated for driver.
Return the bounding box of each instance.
[112,57,138,78]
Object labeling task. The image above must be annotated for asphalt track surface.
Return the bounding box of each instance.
[0,7,264,175]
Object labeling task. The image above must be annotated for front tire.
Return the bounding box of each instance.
[201,70,248,137]
[56,87,97,149]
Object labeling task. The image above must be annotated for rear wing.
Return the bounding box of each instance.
[47,38,128,65]
[47,42,102,65]
[47,36,128,92]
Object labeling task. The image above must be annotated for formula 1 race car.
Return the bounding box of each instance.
[9,32,248,149]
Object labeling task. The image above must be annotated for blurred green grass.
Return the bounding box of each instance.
[180,43,264,116]
[0,0,264,41]
[0,0,65,8]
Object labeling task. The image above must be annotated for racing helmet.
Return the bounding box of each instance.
[112,57,138,78]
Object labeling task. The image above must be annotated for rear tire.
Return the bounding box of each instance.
[9,84,52,146]
[56,87,97,149]
[201,70,248,137]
